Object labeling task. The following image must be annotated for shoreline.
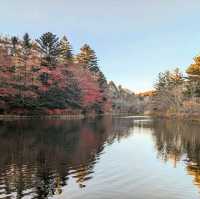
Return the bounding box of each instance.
[0,113,143,121]
[0,114,85,121]
[151,113,200,122]
[1,113,199,122]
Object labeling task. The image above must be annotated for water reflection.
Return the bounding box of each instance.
[152,120,200,190]
[1,117,200,198]
[0,117,134,198]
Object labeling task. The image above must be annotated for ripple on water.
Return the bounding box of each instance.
[0,118,199,199]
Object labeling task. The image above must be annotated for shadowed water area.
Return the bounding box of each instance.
[0,116,200,198]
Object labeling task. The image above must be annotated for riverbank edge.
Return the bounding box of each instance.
[0,113,144,120]
[0,114,85,120]
[1,113,199,122]
[150,113,200,122]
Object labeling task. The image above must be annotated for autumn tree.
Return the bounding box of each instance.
[14,33,33,106]
[76,44,99,72]
[155,68,183,91]
[36,32,60,66]
[186,56,200,97]
[76,44,107,104]
[0,33,110,115]
[59,36,73,62]
[153,68,184,114]
[38,70,81,110]
[186,56,200,76]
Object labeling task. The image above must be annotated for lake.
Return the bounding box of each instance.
[0,116,200,199]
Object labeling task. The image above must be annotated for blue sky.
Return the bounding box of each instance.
[1,0,200,92]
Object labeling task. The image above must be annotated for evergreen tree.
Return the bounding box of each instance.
[22,33,32,55]
[76,44,99,72]
[155,68,183,91]
[36,32,60,66]
[59,36,73,62]
[11,36,18,56]
[21,33,32,87]
[98,71,107,90]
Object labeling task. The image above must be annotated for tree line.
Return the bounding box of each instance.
[152,55,200,118]
[0,32,110,115]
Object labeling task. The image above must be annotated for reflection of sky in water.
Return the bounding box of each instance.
[0,117,199,198]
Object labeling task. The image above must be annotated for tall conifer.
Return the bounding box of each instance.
[59,36,73,62]
[36,32,60,66]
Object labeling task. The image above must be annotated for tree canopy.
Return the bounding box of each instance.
[59,36,73,62]
[76,44,99,72]
[36,32,60,66]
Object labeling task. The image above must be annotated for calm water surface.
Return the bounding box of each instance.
[0,116,200,198]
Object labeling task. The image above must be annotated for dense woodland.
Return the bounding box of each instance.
[0,32,112,115]
[151,55,200,118]
[3,32,200,118]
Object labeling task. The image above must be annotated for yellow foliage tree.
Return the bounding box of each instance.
[186,56,200,76]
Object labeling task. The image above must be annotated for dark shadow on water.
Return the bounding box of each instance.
[0,117,135,198]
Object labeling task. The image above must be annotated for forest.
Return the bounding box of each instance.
[151,55,200,118]
[0,32,112,115]
[2,31,200,118]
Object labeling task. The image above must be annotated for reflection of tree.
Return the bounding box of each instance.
[152,120,200,188]
[0,116,135,198]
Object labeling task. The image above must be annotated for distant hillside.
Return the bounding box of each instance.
[107,81,148,114]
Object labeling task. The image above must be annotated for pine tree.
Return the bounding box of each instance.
[21,33,32,87]
[22,33,32,61]
[76,44,99,72]
[155,68,183,91]
[11,36,18,56]
[36,32,60,66]
[59,36,73,62]
[22,33,32,54]
[98,71,107,90]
